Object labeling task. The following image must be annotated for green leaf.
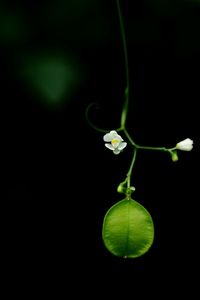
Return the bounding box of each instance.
[102,198,154,258]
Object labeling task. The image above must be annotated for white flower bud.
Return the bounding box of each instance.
[176,138,193,151]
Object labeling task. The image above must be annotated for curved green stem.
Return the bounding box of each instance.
[124,128,171,153]
[124,128,137,146]
[85,103,120,133]
[127,148,137,188]
[116,0,130,128]
[86,1,130,133]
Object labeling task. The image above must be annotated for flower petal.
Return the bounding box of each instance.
[103,133,113,142]
[110,130,118,135]
[118,142,127,151]
[103,130,123,142]
[115,134,123,141]
[176,138,193,151]
[105,143,115,150]
[113,149,121,155]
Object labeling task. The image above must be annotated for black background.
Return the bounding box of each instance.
[1,0,199,296]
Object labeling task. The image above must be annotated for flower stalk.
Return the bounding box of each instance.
[88,0,193,194]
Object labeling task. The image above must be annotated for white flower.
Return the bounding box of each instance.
[103,130,127,155]
[176,138,193,151]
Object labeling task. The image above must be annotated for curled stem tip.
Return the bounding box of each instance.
[85,103,109,133]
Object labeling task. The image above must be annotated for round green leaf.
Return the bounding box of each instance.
[102,198,154,258]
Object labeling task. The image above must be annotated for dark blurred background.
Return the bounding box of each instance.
[1,0,199,296]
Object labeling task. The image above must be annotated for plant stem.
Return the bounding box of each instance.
[85,103,122,133]
[127,148,137,188]
[137,145,168,152]
[124,128,170,153]
[124,128,137,146]
[116,0,130,128]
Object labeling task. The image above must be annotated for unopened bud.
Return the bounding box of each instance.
[117,183,126,194]
[171,150,179,162]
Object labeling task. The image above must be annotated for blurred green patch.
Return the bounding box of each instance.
[21,53,82,108]
[0,9,25,44]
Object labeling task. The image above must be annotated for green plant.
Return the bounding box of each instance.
[87,0,193,258]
